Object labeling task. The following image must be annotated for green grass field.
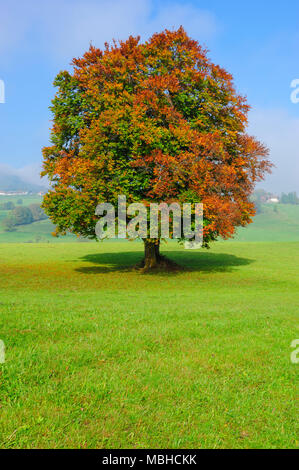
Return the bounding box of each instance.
[0,240,298,448]
[235,204,299,242]
[0,195,77,243]
[1,197,299,243]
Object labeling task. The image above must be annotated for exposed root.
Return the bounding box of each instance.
[135,254,183,273]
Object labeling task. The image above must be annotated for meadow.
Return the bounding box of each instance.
[1,196,299,243]
[0,195,77,243]
[0,238,298,448]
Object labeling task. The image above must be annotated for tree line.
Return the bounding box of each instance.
[280,192,299,205]
[252,190,299,214]
[2,204,48,232]
[0,199,23,210]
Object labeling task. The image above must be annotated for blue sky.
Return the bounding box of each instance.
[0,0,298,192]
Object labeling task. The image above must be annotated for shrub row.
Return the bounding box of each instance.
[2,204,47,231]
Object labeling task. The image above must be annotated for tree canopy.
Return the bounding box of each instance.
[42,27,271,268]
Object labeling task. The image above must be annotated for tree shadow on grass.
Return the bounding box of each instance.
[74,250,254,276]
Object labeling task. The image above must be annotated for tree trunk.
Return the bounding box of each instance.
[143,239,161,270]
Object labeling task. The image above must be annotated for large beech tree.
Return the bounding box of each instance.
[42,27,271,270]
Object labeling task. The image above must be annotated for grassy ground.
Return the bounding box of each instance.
[235,203,299,242]
[0,240,298,449]
[0,195,77,243]
[1,198,299,243]
[0,195,43,206]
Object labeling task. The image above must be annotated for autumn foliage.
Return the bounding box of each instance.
[42,27,271,267]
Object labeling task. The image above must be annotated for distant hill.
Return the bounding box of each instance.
[0,173,46,193]
[235,203,299,242]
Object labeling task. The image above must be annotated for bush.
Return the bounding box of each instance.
[0,201,15,211]
[254,200,262,214]
[281,192,299,204]
[2,217,17,232]
[28,204,48,222]
[1,204,48,232]
[17,199,23,205]
[11,206,33,225]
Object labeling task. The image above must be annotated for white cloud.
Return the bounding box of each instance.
[0,163,48,187]
[0,0,218,61]
[38,0,151,60]
[248,108,299,194]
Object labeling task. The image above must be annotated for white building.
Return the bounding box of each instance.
[266,197,279,204]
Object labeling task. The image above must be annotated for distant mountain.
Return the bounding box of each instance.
[0,173,46,192]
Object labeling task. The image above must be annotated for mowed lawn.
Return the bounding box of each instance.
[0,241,298,449]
